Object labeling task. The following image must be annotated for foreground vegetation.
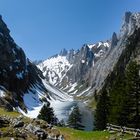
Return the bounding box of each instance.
[0,107,136,140]
[58,127,134,140]
[0,108,19,117]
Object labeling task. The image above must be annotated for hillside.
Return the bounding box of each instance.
[0,15,72,120]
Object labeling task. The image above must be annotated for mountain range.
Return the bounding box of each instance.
[37,12,140,101]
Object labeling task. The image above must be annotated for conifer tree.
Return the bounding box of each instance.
[37,102,56,124]
[59,119,65,127]
[108,61,140,128]
[67,105,84,130]
[125,61,140,128]
[108,76,130,126]
[94,89,109,130]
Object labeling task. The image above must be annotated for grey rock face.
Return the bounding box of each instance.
[38,40,110,92]
[120,12,140,38]
[65,41,110,88]
[111,32,118,48]
[66,49,75,63]
[64,44,95,84]
[25,123,40,134]
[38,12,140,98]
[124,12,132,23]
[60,48,68,56]
[88,12,140,95]
[25,123,48,139]
[65,12,140,96]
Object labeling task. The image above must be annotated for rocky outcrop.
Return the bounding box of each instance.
[62,45,95,85]
[0,117,9,127]
[59,48,68,56]
[111,32,118,49]
[0,114,64,140]
[13,120,24,128]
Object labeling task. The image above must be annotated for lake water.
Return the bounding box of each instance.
[78,102,94,131]
[52,100,94,131]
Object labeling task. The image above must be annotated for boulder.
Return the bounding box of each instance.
[13,120,24,128]
[25,123,48,139]
[0,117,9,127]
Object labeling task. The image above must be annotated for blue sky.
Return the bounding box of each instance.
[0,0,140,60]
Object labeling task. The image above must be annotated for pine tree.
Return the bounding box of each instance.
[94,89,109,130]
[59,119,65,127]
[67,105,84,130]
[37,103,56,124]
[108,76,130,126]
[125,61,140,128]
[107,61,140,128]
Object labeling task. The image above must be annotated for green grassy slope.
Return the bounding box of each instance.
[57,127,134,140]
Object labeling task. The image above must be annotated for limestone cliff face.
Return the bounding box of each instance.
[38,40,110,93]
[87,12,140,96]
[38,12,140,100]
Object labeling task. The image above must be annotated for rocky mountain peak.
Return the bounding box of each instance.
[80,44,91,58]
[0,16,28,92]
[67,49,75,63]
[120,12,140,38]
[0,15,10,36]
[124,11,132,23]
[59,48,68,56]
[111,32,118,48]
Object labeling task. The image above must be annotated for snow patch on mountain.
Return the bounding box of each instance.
[87,41,110,50]
[19,80,73,119]
[68,82,77,93]
[18,84,46,118]
[42,80,73,101]
[37,55,72,86]
[16,72,24,79]
[87,41,110,59]
[88,44,95,50]
[0,85,9,98]
[77,87,92,97]
[0,91,5,97]
[103,42,110,47]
